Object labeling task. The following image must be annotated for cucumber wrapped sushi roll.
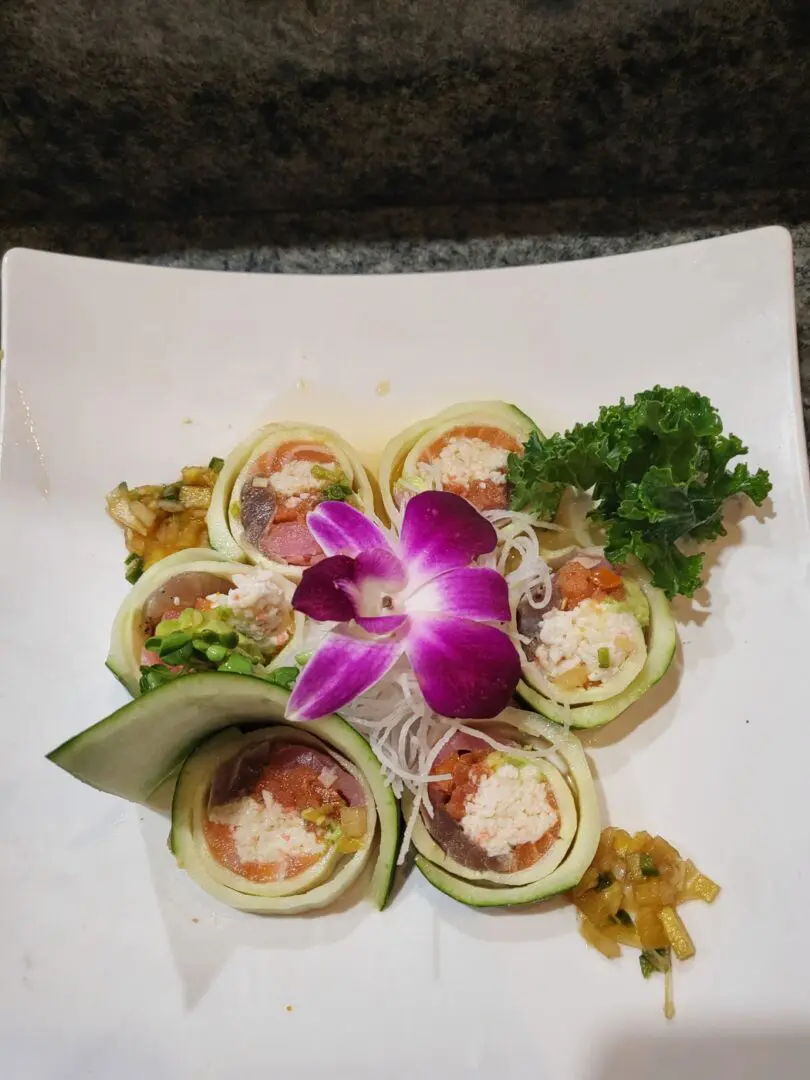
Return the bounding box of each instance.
[47,674,400,914]
[514,553,677,729]
[207,422,375,577]
[377,401,538,525]
[107,548,299,695]
[412,712,599,906]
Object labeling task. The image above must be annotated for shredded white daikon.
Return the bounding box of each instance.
[480,509,555,616]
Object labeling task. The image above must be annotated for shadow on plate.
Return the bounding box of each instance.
[670,495,775,629]
[591,1025,810,1080]
[137,808,378,1009]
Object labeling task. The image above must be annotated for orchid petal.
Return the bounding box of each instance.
[292,555,358,622]
[406,567,511,623]
[307,501,392,558]
[355,548,406,591]
[355,613,409,635]
[400,491,498,588]
[406,615,520,719]
[287,630,405,721]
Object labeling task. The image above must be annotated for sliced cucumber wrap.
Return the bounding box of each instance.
[414,713,600,907]
[377,401,539,526]
[206,422,375,578]
[106,549,298,695]
[47,673,399,911]
[517,573,677,730]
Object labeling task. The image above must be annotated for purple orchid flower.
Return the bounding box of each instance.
[286,491,520,722]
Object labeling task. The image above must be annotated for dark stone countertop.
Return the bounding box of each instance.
[3,1,810,222]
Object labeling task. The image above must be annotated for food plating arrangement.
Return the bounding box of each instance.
[49,387,771,1018]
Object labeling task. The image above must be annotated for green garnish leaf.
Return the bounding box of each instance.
[640,854,659,877]
[208,456,225,473]
[594,871,613,891]
[157,631,193,657]
[125,555,144,583]
[160,643,194,665]
[138,664,178,694]
[266,666,300,690]
[508,386,772,599]
[639,952,656,979]
[312,465,355,504]
[311,465,335,482]
[639,948,672,978]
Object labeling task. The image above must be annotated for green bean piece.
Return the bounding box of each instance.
[218,652,254,675]
[158,631,193,656]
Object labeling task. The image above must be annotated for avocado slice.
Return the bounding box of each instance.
[46,673,400,911]
[413,713,600,907]
[376,400,540,526]
[206,421,376,578]
[517,572,677,730]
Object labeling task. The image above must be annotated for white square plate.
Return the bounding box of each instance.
[2,228,809,1080]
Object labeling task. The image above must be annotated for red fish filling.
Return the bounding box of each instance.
[204,744,365,883]
[240,441,339,566]
[427,739,560,872]
[419,425,521,511]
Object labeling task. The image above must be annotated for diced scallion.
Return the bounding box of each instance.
[125,555,144,584]
[266,666,299,689]
[598,646,611,668]
[640,853,659,877]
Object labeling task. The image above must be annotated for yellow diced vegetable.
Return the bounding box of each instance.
[129,500,157,529]
[601,919,641,949]
[572,866,600,897]
[574,880,623,924]
[553,664,589,690]
[335,836,364,854]
[339,807,367,839]
[650,835,682,866]
[179,485,212,509]
[181,466,210,485]
[659,906,695,961]
[626,852,643,882]
[679,860,721,904]
[635,908,670,950]
[578,914,621,959]
[610,829,633,857]
[633,879,677,908]
[627,831,654,854]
